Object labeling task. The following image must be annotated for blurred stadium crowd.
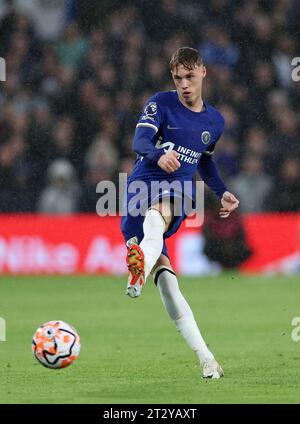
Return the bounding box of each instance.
[0,0,299,214]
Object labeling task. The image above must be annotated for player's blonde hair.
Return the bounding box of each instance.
[169,47,203,71]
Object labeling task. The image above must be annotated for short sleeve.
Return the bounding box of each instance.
[136,96,162,134]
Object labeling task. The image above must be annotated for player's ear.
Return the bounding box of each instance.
[202,65,207,78]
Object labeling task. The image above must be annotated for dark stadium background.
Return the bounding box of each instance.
[1,0,300,212]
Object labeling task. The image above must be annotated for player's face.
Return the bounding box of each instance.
[171,64,206,106]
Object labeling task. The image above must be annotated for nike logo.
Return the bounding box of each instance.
[167,124,181,130]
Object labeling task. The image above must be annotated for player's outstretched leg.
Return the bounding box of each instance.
[154,264,224,379]
[126,208,165,298]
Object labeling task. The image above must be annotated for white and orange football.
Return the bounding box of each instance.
[32,320,80,369]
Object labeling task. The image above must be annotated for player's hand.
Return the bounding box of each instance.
[219,191,239,218]
[157,150,181,173]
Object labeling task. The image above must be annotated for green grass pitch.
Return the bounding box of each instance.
[0,274,300,404]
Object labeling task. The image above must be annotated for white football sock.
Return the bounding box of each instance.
[139,209,165,279]
[155,267,214,365]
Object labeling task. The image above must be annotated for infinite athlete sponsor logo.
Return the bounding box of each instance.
[177,145,201,164]
[155,137,201,165]
[201,131,211,144]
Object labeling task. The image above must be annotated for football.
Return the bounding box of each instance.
[32,320,80,369]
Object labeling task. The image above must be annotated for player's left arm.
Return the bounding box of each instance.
[199,113,239,218]
[198,152,239,218]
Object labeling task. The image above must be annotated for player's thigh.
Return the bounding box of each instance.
[151,253,175,275]
[150,200,174,231]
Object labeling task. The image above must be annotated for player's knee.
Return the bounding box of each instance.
[152,254,173,274]
[145,208,165,231]
[161,202,174,230]
[150,201,174,231]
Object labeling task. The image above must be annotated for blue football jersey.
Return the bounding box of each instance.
[121,91,226,248]
[129,90,225,182]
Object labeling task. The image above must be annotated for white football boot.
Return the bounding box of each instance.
[202,359,224,379]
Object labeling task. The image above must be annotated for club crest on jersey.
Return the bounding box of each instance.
[201,131,211,144]
[141,102,157,122]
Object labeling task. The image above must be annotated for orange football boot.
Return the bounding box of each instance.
[126,237,145,298]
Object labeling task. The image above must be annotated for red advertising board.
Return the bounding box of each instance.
[241,214,300,274]
[0,214,299,275]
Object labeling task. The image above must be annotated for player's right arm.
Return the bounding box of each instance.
[133,128,180,173]
[133,96,180,173]
[157,150,181,173]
